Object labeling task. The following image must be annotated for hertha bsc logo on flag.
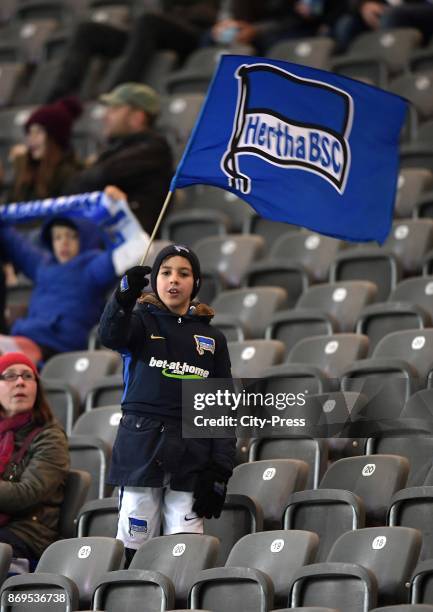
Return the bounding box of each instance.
[170,55,408,243]
[221,64,353,195]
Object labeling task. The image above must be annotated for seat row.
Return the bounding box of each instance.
[2,527,433,611]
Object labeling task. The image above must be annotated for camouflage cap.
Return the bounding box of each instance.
[99,82,160,116]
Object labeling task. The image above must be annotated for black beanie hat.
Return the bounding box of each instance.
[151,244,201,300]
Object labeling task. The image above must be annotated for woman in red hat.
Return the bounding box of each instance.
[0,352,69,569]
[8,97,83,202]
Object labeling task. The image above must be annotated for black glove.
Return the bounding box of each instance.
[192,462,230,519]
[115,266,151,309]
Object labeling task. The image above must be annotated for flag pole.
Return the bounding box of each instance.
[140,189,174,265]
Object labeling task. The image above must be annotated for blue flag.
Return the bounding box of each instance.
[170,55,408,243]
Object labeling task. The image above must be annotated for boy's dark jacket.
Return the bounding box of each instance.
[99,292,236,490]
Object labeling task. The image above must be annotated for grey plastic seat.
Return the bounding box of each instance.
[389,464,433,562]
[395,168,433,218]
[41,350,121,405]
[266,307,334,360]
[227,459,309,529]
[341,329,433,421]
[227,339,285,378]
[289,526,421,610]
[212,287,288,340]
[243,214,299,255]
[0,544,12,588]
[194,234,265,288]
[59,469,92,539]
[332,28,422,87]
[267,282,377,354]
[85,374,123,410]
[284,454,408,560]
[287,333,370,378]
[372,607,433,611]
[157,93,205,163]
[410,558,433,604]
[189,530,319,611]
[244,258,311,309]
[204,494,264,565]
[356,276,433,355]
[184,185,254,233]
[92,534,219,611]
[69,435,112,500]
[389,70,433,130]
[42,379,80,434]
[72,405,121,450]
[330,246,401,302]
[77,497,118,538]
[164,44,254,94]
[269,230,342,283]
[161,209,230,247]
[249,432,328,489]
[267,36,336,70]
[0,537,124,611]
[385,219,433,275]
[308,391,369,460]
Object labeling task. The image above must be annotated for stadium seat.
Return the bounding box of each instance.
[410,558,433,604]
[76,497,118,538]
[243,213,299,255]
[189,530,319,611]
[385,220,433,275]
[0,62,26,107]
[244,259,310,309]
[68,434,112,500]
[42,379,80,435]
[211,287,288,339]
[389,70,433,136]
[416,188,433,219]
[157,93,205,163]
[269,282,378,353]
[41,350,121,405]
[267,36,336,70]
[164,44,254,94]
[227,339,285,378]
[307,390,369,460]
[269,230,342,283]
[84,374,123,410]
[289,526,421,609]
[59,469,91,539]
[161,209,230,247]
[0,544,12,587]
[341,329,433,420]
[356,276,433,354]
[92,533,219,610]
[330,246,401,302]
[204,493,264,565]
[194,234,265,288]
[183,185,254,233]
[332,28,422,87]
[287,332,370,378]
[0,537,124,611]
[388,465,433,562]
[372,607,433,611]
[227,459,309,529]
[395,168,433,218]
[285,453,409,561]
[72,405,121,449]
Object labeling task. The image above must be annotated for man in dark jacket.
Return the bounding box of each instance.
[65,83,173,235]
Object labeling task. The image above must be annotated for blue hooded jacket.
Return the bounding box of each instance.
[0,216,116,353]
